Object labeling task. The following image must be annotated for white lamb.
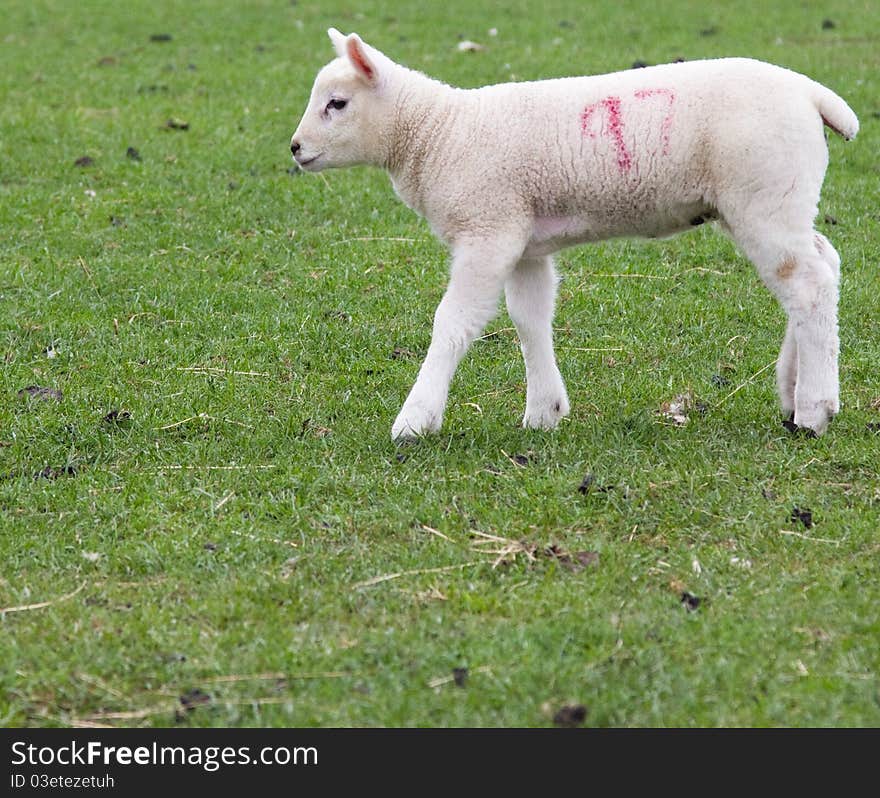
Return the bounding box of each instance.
[290,29,858,440]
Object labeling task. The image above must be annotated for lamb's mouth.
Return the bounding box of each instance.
[296,153,322,169]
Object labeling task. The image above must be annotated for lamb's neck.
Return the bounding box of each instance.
[384,70,464,194]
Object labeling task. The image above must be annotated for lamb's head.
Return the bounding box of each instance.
[290,29,398,171]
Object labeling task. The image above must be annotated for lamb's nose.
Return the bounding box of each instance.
[290,140,301,156]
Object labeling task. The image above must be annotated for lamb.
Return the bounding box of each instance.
[290,28,858,440]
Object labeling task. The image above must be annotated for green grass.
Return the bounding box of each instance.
[1,0,878,727]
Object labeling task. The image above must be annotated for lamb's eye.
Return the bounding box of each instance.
[326,98,348,112]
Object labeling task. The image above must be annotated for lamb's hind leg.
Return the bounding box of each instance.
[732,224,840,434]
[776,232,840,420]
[505,255,570,429]
[777,320,798,419]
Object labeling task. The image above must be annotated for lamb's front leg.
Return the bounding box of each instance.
[391,239,521,440]
[505,256,570,429]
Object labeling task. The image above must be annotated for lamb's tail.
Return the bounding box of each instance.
[813,82,859,141]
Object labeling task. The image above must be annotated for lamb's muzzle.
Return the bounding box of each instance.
[291,28,858,441]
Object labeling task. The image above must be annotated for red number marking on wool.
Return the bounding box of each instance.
[580,88,677,171]
[579,104,597,136]
[633,88,676,155]
[580,96,632,172]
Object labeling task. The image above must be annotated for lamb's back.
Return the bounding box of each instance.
[418,59,821,238]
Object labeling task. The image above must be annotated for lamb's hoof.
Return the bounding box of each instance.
[391,404,442,441]
[782,413,816,438]
[522,395,570,430]
[785,401,837,437]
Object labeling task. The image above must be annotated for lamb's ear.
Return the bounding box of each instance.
[328,27,347,58]
[345,33,379,84]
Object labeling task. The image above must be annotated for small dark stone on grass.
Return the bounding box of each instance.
[577,474,595,494]
[553,704,587,727]
[204,542,218,551]
[791,506,813,529]
[150,33,173,42]
[512,453,532,467]
[179,688,211,710]
[74,155,94,168]
[34,465,77,480]
[103,409,131,424]
[18,385,62,402]
[680,591,701,611]
[821,19,836,29]
[452,667,468,687]
[631,60,649,69]
[395,453,408,464]
[578,474,616,495]
[126,146,141,161]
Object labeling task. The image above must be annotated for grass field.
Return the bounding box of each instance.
[1,0,878,727]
